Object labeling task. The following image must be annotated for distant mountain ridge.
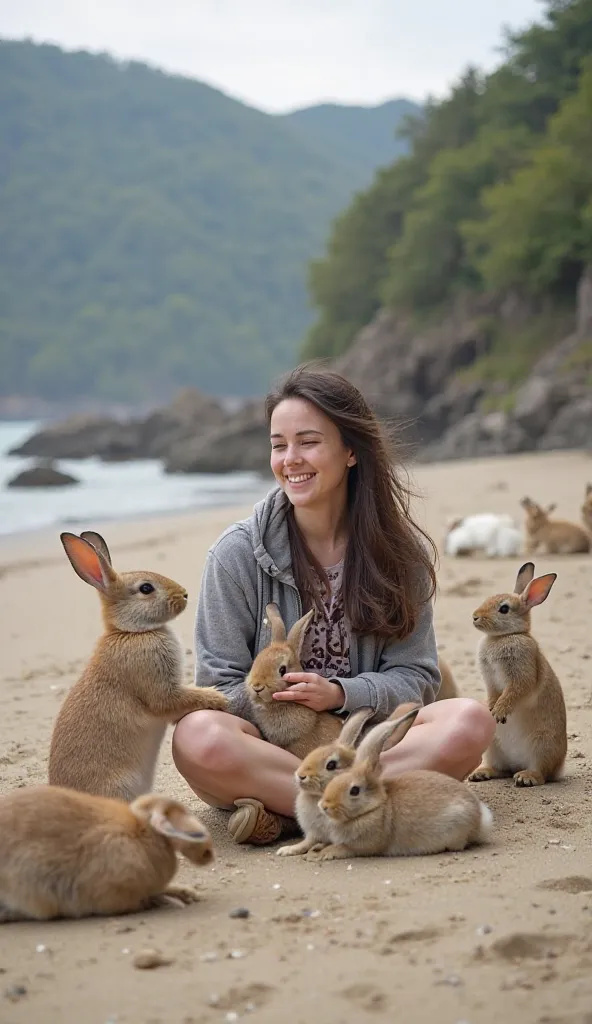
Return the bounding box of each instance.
[283,99,419,182]
[0,39,420,402]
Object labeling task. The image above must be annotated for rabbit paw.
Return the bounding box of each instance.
[277,839,319,857]
[312,844,352,861]
[513,770,545,787]
[152,885,201,907]
[468,765,503,782]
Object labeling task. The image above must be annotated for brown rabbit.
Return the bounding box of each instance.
[520,497,590,554]
[0,785,213,922]
[468,562,567,787]
[276,707,376,857]
[314,709,492,860]
[48,531,228,801]
[437,655,459,699]
[582,484,592,534]
[245,603,343,759]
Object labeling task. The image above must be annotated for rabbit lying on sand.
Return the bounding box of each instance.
[0,786,213,922]
[521,497,590,555]
[49,531,228,802]
[468,562,567,787]
[445,513,521,558]
[312,708,492,860]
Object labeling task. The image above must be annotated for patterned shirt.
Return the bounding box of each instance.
[300,560,351,679]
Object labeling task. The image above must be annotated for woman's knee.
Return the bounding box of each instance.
[172,710,243,776]
[445,698,495,757]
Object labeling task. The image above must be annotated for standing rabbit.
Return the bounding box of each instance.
[245,603,343,759]
[48,531,228,801]
[313,708,492,860]
[0,785,213,922]
[468,562,567,787]
[276,706,376,857]
[520,497,590,554]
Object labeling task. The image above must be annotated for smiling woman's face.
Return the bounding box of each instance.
[269,398,356,510]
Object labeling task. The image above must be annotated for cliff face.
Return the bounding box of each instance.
[334,269,592,461]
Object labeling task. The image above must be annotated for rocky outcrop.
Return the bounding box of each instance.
[164,401,271,475]
[10,388,225,462]
[338,268,592,462]
[7,462,79,488]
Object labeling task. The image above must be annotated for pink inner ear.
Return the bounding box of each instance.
[525,574,555,608]
[64,536,105,585]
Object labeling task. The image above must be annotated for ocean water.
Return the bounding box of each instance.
[0,421,268,537]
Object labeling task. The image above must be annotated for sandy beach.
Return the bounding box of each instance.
[1,450,592,1024]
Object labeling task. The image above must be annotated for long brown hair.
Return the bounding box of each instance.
[265,365,437,640]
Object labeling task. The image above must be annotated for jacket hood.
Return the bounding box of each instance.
[248,485,294,581]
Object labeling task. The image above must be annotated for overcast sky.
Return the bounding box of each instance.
[1,0,544,112]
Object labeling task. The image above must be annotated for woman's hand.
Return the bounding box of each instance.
[272,672,344,712]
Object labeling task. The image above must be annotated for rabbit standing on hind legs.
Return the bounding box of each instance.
[468,562,567,788]
[48,531,228,802]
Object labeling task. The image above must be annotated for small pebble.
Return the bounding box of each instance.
[476,924,493,936]
[272,884,281,890]
[229,907,250,919]
[225,1014,239,1023]
[132,949,173,970]
[228,949,245,959]
[200,952,218,962]
[35,944,46,953]
[301,908,321,918]
[4,985,27,1003]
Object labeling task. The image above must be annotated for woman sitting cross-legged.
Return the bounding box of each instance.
[172,365,495,845]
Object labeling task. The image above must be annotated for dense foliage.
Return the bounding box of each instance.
[0,41,417,401]
[304,0,592,360]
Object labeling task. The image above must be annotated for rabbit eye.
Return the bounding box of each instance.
[279,665,287,677]
[139,582,155,595]
[499,603,509,614]
[326,759,338,771]
[349,785,360,796]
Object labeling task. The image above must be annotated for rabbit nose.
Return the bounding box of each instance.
[297,774,306,782]
[473,614,481,623]
[253,685,264,693]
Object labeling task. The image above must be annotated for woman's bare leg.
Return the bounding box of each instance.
[172,711,300,816]
[381,698,495,781]
[172,698,495,817]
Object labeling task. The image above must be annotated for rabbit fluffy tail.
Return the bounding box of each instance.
[478,802,494,843]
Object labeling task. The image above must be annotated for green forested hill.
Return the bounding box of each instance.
[283,99,418,183]
[303,0,592,363]
[0,41,417,402]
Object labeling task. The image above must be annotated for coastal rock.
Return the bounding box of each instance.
[9,388,225,462]
[7,462,79,488]
[164,401,271,475]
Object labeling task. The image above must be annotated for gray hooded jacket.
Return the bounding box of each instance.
[195,487,440,723]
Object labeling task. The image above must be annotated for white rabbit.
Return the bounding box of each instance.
[445,513,521,558]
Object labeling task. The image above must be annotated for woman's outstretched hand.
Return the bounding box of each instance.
[272,672,344,712]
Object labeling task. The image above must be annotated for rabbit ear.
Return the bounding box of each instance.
[265,603,286,643]
[80,531,112,566]
[521,573,557,610]
[60,532,117,591]
[545,503,557,515]
[514,561,535,594]
[338,707,375,748]
[586,483,592,496]
[148,808,210,844]
[355,707,420,772]
[287,608,314,657]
